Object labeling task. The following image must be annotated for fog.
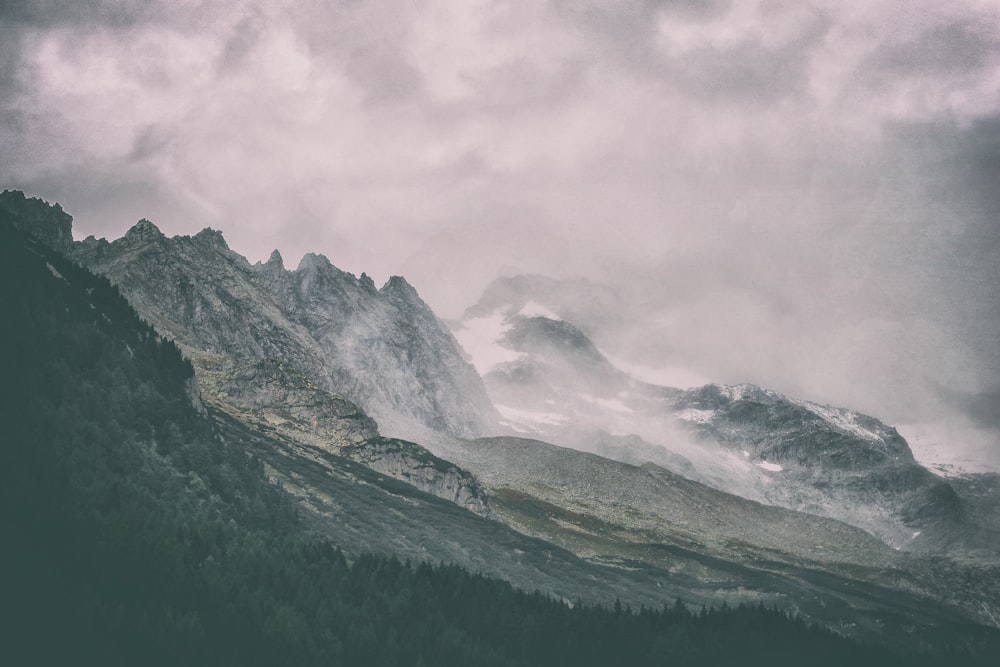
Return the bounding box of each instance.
[2,1,998,470]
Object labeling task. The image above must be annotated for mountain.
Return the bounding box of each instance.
[452,286,1000,556]
[0,190,499,516]
[458,273,632,340]
[5,189,1000,654]
[72,220,498,439]
[11,218,953,666]
[670,383,1000,553]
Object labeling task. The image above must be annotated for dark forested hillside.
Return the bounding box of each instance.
[0,222,995,666]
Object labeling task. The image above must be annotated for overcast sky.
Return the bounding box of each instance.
[2,0,999,469]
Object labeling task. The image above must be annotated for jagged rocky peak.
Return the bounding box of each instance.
[380,274,418,298]
[297,251,332,269]
[123,218,165,244]
[294,252,355,301]
[292,253,381,294]
[0,189,74,251]
[679,382,913,448]
[252,250,288,285]
[192,226,228,249]
[19,190,498,440]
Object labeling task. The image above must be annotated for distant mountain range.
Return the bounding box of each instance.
[452,282,999,555]
[3,188,999,654]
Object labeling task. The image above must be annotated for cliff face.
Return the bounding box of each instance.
[72,219,498,440]
[0,189,74,251]
[341,438,496,519]
[205,358,380,447]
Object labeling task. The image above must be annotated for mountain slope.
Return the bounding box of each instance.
[2,189,498,515]
[426,433,1000,637]
[671,383,997,552]
[13,220,958,666]
[451,283,1000,558]
[6,189,1000,654]
[71,220,498,439]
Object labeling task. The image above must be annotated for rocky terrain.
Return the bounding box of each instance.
[670,383,999,554]
[452,288,1000,559]
[71,215,498,440]
[2,190,496,516]
[4,188,999,647]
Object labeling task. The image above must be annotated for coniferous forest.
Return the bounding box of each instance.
[1,224,995,666]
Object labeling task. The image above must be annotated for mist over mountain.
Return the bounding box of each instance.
[455,272,1000,475]
[67,203,498,442]
[450,289,1000,557]
[3,1,997,478]
[5,189,1000,660]
[15,203,951,666]
[4,2,1000,663]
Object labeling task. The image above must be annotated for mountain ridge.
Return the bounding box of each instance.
[4,188,999,647]
[451,279,1000,557]
[1,189,500,516]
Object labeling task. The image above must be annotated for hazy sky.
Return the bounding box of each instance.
[2,1,999,469]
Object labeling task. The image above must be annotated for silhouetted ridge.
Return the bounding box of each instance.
[0,188,74,250]
[124,218,165,243]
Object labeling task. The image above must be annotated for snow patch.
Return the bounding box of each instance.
[453,313,523,375]
[755,461,783,472]
[791,399,884,442]
[677,408,716,424]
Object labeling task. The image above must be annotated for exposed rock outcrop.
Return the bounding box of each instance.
[342,437,496,519]
[70,218,498,439]
[0,189,74,251]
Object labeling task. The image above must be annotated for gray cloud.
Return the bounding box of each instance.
[867,21,996,76]
[0,0,152,28]
[1,0,998,469]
